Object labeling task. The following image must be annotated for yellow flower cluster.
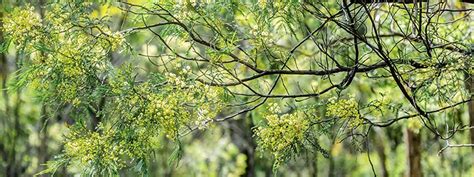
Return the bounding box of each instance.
[143,74,224,139]
[255,103,309,166]
[52,67,225,174]
[57,82,80,105]
[63,64,85,78]
[109,67,132,95]
[109,67,224,141]
[7,5,125,107]
[64,129,125,169]
[100,28,125,51]
[165,72,187,88]
[3,5,42,48]
[145,92,184,139]
[326,97,362,128]
[63,123,155,173]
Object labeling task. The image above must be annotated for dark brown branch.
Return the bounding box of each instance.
[365,99,473,127]
[351,0,427,4]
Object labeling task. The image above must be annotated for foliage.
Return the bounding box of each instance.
[255,103,309,169]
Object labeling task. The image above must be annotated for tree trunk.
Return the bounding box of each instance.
[228,113,256,177]
[37,105,49,176]
[0,5,17,177]
[465,70,474,176]
[406,128,422,177]
[375,128,389,177]
[328,149,335,177]
[311,154,318,177]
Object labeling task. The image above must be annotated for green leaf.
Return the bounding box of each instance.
[167,141,183,167]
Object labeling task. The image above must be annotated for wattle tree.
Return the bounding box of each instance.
[0,1,473,176]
